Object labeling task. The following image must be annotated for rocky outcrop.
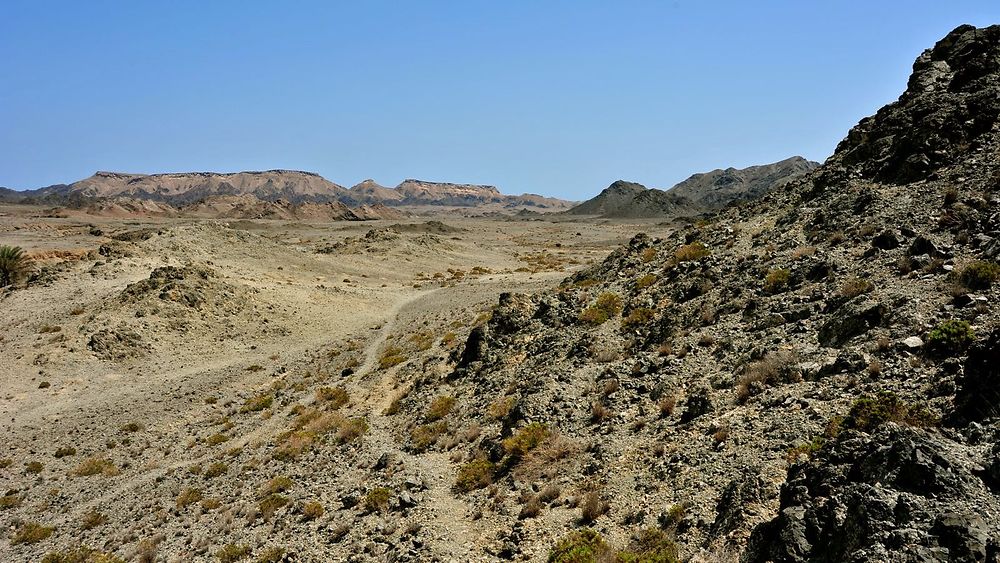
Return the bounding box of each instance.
[566,180,699,218]
[745,425,1000,562]
[831,24,1000,184]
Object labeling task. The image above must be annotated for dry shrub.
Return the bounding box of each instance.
[658,396,677,418]
[790,246,816,260]
[302,500,325,520]
[71,456,118,477]
[425,395,456,422]
[487,396,517,420]
[838,275,874,298]
[735,350,800,403]
[579,491,609,523]
[316,386,349,408]
[590,401,612,424]
[673,242,710,263]
[514,434,579,481]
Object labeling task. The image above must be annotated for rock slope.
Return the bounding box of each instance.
[568,157,817,219]
[385,23,1000,560]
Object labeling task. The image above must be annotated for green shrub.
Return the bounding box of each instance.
[579,292,623,325]
[0,245,31,287]
[548,529,612,563]
[843,392,938,433]
[454,458,494,492]
[957,260,1000,290]
[617,528,680,563]
[927,319,974,354]
[502,422,550,458]
[763,269,790,294]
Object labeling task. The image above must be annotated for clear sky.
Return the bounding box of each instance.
[2,1,998,199]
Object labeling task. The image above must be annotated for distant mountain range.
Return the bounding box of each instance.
[567,156,819,218]
[1,157,818,220]
[0,170,573,216]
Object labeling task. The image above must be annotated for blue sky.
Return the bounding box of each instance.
[1,1,998,199]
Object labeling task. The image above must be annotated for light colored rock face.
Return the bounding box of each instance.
[62,170,350,203]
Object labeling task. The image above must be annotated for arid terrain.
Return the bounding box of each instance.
[0,204,667,562]
[3,22,1000,563]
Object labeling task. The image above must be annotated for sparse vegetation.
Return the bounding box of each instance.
[502,422,550,458]
[80,509,108,530]
[316,386,349,407]
[487,396,517,420]
[54,446,77,458]
[640,247,657,263]
[735,350,800,403]
[579,491,609,523]
[255,547,286,563]
[635,273,658,290]
[0,494,22,510]
[926,319,974,354]
[379,346,407,369]
[548,529,611,562]
[11,521,54,545]
[204,462,228,478]
[455,457,495,492]
[217,543,251,562]
[622,307,656,329]
[240,393,273,413]
[673,242,710,263]
[71,456,118,477]
[579,292,623,325]
[956,260,1000,290]
[843,392,938,432]
[0,245,31,287]
[41,546,124,563]
[763,268,791,294]
[364,486,392,513]
[302,500,325,520]
[838,275,874,298]
[258,494,290,519]
[411,421,449,451]
[426,395,456,422]
[176,487,203,508]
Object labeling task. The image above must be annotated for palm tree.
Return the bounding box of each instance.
[0,245,31,287]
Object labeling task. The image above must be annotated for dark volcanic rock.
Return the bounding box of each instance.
[832,25,1000,184]
[746,425,1000,562]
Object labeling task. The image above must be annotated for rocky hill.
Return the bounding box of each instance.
[565,180,700,218]
[568,158,817,219]
[669,156,819,209]
[378,23,1000,560]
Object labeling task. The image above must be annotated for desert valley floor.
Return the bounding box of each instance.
[0,205,655,562]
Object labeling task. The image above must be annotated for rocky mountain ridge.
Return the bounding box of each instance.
[567,157,818,219]
[4,171,574,214]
